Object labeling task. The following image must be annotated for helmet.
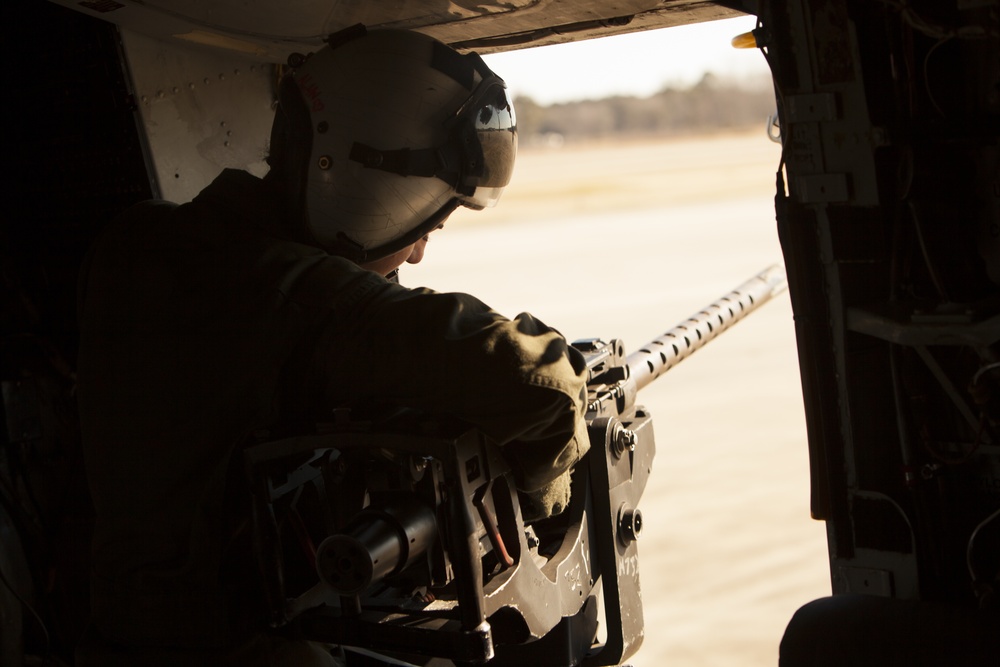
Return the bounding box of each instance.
[277,26,517,261]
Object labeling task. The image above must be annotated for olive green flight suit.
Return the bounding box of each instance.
[76,170,589,663]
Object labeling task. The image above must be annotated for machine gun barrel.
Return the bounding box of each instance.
[627,265,788,392]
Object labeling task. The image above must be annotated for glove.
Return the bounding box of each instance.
[519,467,573,522]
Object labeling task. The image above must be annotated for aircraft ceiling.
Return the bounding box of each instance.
[50,0,750,60]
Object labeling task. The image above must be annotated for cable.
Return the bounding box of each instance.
[967,506,1000,606]
[878,0,1000,40]
[922,35,953,118]
[753,14,789,197]
[972,362,1000,387]
[907,201,952,302]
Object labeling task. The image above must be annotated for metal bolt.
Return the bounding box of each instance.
[524,530,539,549]
[619,428,637,452]
[611,422,637,458]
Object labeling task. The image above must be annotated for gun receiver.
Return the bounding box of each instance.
[244,266,787,666]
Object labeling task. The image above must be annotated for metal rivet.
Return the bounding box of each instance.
[318,156,332,170]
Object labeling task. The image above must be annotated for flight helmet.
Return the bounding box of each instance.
[276,26,517,262]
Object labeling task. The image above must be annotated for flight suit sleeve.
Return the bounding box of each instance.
[303,260,590,493]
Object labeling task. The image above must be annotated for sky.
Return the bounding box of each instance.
[482,15,772,105]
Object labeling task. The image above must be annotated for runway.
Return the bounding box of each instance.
[405,130,832,666]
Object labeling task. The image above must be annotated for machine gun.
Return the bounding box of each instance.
[244,266,787,666]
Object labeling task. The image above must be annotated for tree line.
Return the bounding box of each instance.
[513,73,776,145]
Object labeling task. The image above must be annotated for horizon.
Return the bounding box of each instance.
[483,15,771,105]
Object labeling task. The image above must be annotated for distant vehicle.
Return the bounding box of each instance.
[3,1,997,665]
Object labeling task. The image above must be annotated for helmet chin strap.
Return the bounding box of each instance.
[329,197,460,263]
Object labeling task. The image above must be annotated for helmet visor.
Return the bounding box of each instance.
[454,77,517,209]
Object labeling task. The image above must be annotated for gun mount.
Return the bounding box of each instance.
[244,266,787,666]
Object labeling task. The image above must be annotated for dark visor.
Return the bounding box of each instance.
[451,76,518,209]
[348,73,517,210]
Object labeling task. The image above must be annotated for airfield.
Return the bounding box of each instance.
[405,129,833,666]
